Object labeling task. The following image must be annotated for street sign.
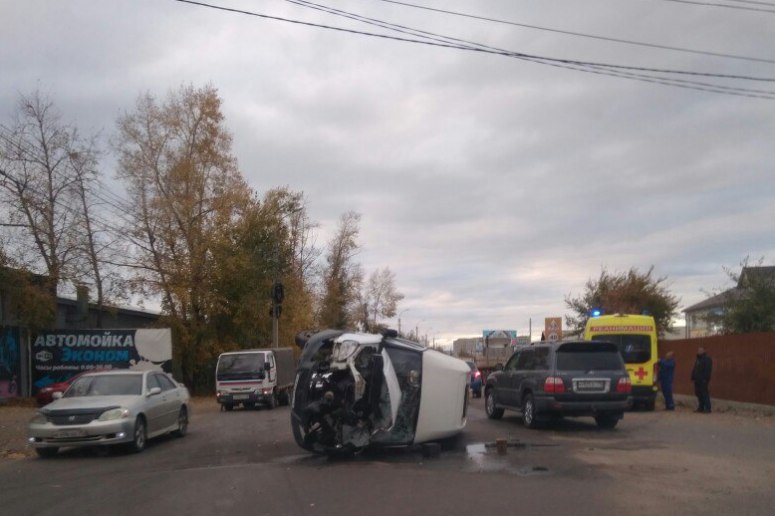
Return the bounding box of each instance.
[545,317,562,342]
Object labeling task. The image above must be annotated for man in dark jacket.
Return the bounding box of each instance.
[691,347,713,413]
[657,351,676,410]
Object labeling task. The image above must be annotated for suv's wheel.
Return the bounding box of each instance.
[522,393,540,429]
[595,414,620,429]
[223,403,234,412]
[485,389,504,419]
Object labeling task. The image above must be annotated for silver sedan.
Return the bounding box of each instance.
[28,370,190,458]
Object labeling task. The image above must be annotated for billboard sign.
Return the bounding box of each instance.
[482,330,518,347]
[31,329,172,392]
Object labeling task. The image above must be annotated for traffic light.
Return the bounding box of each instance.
[272,282,284,304]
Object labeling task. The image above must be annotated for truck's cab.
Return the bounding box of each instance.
[215,348,295,410]
[584,314,659,410]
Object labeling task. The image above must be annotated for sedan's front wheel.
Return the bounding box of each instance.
[485,390,504,419]
[35,447,59,459]
[129,416,147,453]
[173,407,188,437]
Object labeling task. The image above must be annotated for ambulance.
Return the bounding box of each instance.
[584,314,658,410]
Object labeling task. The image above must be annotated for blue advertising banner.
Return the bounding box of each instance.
[31,329,172,392]
[0,327,21,398]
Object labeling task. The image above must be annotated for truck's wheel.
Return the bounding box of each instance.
[266,392,277,410]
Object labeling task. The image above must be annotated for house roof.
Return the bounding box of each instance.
[684,266,774,313]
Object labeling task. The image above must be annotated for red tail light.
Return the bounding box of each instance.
[544,377,565,393]
[616,376,632,393]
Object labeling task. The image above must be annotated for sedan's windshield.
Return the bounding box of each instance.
[65,374,143,397]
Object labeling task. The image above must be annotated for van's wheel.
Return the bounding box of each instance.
[485,390,504,419]
[522,394,540,429]
[644,399,656,411]
[128,416,147,453]
[35,447,59,459]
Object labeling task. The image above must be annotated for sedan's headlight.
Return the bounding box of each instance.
[30,412,48,424]
[98,408,130,421]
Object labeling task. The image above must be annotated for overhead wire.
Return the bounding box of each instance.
[656,0,775,13]
[364,0,775,64]
[172,0,775,99]
[281,0,775,99]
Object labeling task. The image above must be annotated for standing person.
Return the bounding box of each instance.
[691,347,713,413]
[657,351,676,410]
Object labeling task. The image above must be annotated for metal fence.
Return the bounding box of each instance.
[659,332,775,406]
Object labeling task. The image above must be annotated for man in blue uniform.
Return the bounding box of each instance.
[657,351,676,410]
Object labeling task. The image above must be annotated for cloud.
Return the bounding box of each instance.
[2,0,773,345]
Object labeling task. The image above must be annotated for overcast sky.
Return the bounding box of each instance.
[2,0,774,344]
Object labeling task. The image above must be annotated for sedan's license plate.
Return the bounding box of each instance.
[55,429,86,438]
[233,394,249,400]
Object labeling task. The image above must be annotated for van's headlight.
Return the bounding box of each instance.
[98,408,129,421]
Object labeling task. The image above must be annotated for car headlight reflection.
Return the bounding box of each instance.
[98,407,130,421]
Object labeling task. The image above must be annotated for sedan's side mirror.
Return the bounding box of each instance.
[147,386,162,396]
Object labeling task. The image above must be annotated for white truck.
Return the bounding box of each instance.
[215,348,296,411]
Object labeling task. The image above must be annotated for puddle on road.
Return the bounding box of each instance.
[271,441,552,477]
[464,442,550,476]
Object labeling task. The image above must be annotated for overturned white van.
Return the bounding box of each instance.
[290,329,470,455]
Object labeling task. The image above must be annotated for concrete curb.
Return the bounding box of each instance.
[670,394,775,416]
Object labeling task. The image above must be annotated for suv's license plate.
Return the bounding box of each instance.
[233,394,249,400]
[577,381,605,391]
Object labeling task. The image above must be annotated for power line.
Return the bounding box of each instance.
[283,0,775,99]
[290,0,775,81]
[173,0,775,99]
[657,0,775,13]
[365,0,775,64]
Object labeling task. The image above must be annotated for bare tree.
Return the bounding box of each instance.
[318,211,362,329]
[0,91,87,294]
[359,267,404,332]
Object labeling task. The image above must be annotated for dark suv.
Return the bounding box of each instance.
[484,341,632,429]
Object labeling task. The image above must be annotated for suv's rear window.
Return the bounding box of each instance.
[556,350,624,371]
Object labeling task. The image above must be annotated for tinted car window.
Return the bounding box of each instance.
[591,334,651,363]
[556,350,624,371]
[505,353,521,371]
[515,350,535,370]
[534,348,550,370]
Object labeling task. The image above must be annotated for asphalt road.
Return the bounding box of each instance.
[1,397,773,516]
